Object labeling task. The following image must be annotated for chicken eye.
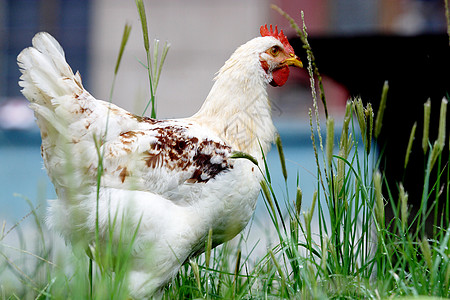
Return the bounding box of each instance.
[269,46,281,57]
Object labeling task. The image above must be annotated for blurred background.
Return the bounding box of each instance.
[0,0,448,228]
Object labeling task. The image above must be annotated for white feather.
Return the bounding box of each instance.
[17,31,292,298]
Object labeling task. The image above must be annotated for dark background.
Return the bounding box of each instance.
[292,34,450,232]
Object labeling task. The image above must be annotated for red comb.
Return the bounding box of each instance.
[260,24,294,54]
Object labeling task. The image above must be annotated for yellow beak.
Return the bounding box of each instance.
[283,54,303,68]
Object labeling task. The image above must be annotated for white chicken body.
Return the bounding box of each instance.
[18,28,301,298]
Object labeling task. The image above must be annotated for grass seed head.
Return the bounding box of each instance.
[419,237,433,271]
[135,0,149,51]
[189,259,202,293]
[437,97,448,151]
[399,183,409,232]
[276,133,288,181]
[114,24,132,76]
[423,99,431,154]
[429,141,442,170]
[261,180,275,216]
[404,122,417,169]
[375,81,389,138]
[429,100,447,169]
[365,103,374,154]
[304,191,317,239]
[354,98,366,139]
[295,187,303,216]
[339,101,352,156]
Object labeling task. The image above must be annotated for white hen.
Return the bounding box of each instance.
[17,25,302,298]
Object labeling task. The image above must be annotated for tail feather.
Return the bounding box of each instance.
[18,32,84,106]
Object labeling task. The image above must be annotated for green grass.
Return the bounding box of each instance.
[1,3,450,300]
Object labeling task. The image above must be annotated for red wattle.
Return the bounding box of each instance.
[270,66,290,87]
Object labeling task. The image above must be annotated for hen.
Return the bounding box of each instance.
[17,25,302,298]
